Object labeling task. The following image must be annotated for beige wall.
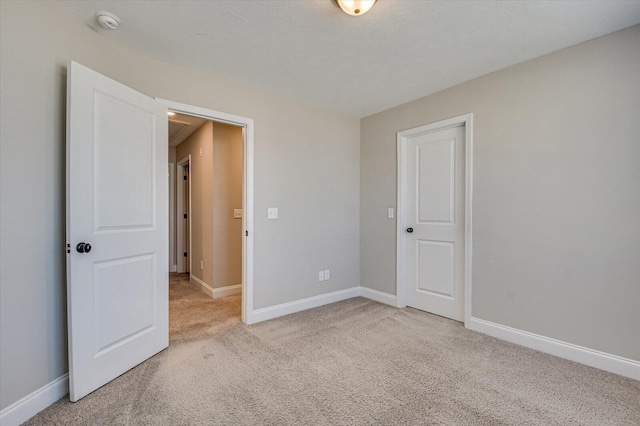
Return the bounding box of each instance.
[361,25,640,361]
[0,1,360,410]
[212,123,243,289]
[176,122,215,285]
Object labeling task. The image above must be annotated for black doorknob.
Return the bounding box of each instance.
[76,242,92,253]
[406,227,414,233]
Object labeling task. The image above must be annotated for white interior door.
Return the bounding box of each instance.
[66,61,168,401]
[404,125,465,321]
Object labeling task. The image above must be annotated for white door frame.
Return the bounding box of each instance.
[176,155,191,275]
[396,113,473,325]
[157,98,255,325]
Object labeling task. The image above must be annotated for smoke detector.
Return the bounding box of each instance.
[96,11,120,30]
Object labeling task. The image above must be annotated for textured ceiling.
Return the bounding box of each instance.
[58,1,640,117]
[168,113,207,147]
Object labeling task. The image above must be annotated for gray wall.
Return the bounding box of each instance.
[361,25,640,361]
[0,1,360,410]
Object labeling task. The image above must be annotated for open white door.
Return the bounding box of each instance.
[66,62,168,401]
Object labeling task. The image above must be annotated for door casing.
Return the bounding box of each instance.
[157,99,255,325]
[396,113,473,326]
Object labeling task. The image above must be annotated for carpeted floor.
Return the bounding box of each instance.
[25,274,640,425]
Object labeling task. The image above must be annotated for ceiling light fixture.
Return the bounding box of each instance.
[167,111,176,116]
[95,11,120,30]
[335,0,376,16]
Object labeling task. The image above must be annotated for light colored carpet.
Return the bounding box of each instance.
[25,274,640,425]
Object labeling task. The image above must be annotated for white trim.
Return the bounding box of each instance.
[171,264,177,273]
[0,374,68,426]
[213,284,242,298]
[190,274,214,298]
[251,287,361,323]
[249,286,397,324]
[359,287,397,306]
[396,113,474,325]
[396,128,405,309]
[463,116,474,325]
[467,317,640,380]
[157,98,255,325]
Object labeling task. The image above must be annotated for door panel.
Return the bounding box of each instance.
[405,125,465,321]
[67,61,168,401]
[417,139,454,223]
[94,254,155,354]
[94,92,156,230]
[417,240,455,298]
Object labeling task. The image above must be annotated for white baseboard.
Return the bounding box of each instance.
[213,284,242,299]
[190,277,240,299]
[358,287,397,306]
[0,374,68,426]
[467,317,640,381]
[190,275,214,298]
[251,287,361,323]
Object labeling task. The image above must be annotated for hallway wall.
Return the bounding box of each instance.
[212,123,243,289]
[176,122,215,286]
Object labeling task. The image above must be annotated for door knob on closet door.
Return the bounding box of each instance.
[76,242,92,253]
[406,227,414,233]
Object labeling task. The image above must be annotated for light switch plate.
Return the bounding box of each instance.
[234,209,243,218]
[387,207,394,219]
[324,270,330,280]
[267,207,278,219]
[318,271,325,282]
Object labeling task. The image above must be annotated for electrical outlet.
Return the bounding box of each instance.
[234,209,242,218]
[318,271,325,282]
[324,270,330,280]
[267,207,278,219]
[200,260,204,270]
[199,148,203,157]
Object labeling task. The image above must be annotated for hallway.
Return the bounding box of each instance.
[169,273,241,343]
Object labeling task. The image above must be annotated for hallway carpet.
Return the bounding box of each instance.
[26,275,639,425]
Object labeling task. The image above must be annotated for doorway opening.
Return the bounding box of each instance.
[161,99,255,326]
[66,62,255,401]
[169,114,243,333]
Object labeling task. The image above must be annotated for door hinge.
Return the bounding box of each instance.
[245,230,248,237]
[184,214,187,219]
[184,252,188,257]
[65,243,70,254]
